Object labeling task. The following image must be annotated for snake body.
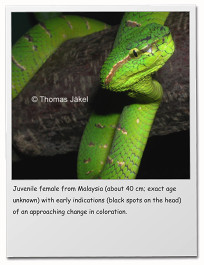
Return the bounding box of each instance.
[12,15,109,99]
[77,12,175,179]
[12,12,175,179]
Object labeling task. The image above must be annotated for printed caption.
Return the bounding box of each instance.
[11,184,182,217]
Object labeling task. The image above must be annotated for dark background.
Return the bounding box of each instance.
[12,12,190,180]
[12,12,124,44]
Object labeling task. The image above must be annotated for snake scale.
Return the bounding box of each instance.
[12,12,175,179]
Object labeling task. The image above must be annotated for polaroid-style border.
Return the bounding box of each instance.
[6,5,197,257]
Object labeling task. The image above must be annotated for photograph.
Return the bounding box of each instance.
[6,5,197,258]
[12,11,190,180]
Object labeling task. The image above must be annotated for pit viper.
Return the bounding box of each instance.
[12,12,175,179]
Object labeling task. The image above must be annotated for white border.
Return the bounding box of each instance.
[5,4,197,259]
[6,4,196,12]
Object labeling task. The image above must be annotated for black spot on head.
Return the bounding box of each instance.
[141,35,151,42]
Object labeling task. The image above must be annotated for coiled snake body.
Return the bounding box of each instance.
[12,12,175,179]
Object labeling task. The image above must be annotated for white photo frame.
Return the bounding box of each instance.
[6,5,197,257]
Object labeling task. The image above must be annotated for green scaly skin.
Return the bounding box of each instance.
[12,15,109,99]
[77,12,175,179]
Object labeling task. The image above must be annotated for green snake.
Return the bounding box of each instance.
[12,12,175,179]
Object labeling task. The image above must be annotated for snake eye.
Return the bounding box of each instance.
[133,50,138,57]
[129,48,141,58]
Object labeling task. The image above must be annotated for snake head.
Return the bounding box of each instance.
[100,23,175,92]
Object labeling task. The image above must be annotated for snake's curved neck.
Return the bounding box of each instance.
[128,75,163,103]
